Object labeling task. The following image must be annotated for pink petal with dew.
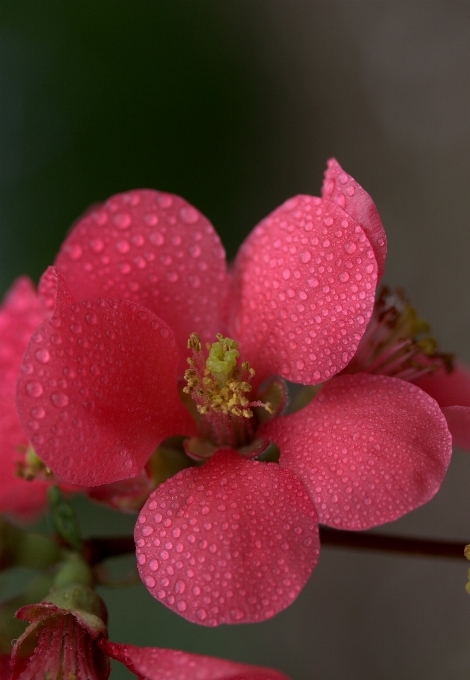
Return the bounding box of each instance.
[16,299,196,487]
[38,266,74,318]
[229,196,378,386]
[54,190,228,370]
[321,158,387,281]
[102,641,291,680]
[135,450,319,626]
[0,278,49,520]
[262,373,452,530]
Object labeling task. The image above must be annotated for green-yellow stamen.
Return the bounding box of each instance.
[206,334,240,386]
[183,332,273,448]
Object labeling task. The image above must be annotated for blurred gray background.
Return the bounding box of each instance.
[2,2,470,678]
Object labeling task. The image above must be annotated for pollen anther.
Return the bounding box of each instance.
[183,333,272,448]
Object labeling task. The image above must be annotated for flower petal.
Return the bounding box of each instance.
[135,450,319,626]
[321,158,387,281]
[414,364,470,450]
[262,374,452,530]
[0,278,48,520]
[38,266,74,317]
[102,641,291,680]
[229,196,377,385]
[440,406,470,451]
[414,362,470,407]
[16,299,196,486]
[54,190,228,368]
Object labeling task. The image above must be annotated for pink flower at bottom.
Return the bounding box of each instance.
[7,601,289,680]
[14,160,452,625]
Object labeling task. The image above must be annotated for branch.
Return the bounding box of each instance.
[319,526,466,559]
[83,529,468,566]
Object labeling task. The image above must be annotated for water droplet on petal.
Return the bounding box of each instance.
[51,392,69,407]
[26,382,44,397]
[64,244,83,261]
[179,206,199,224]
[89,238,105,253]
[35,349,50,364]
[113,212,132,229]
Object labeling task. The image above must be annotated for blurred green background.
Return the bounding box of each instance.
[2,2,470,679]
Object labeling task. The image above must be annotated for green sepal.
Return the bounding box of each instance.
[48,486,82,551]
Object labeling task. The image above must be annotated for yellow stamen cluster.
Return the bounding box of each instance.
[183,333,272,419]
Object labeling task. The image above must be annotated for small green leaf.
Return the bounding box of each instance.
[48,487,82,552]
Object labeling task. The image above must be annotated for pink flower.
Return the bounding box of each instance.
[0,278,49,520]
[15,160,452,625]
[414,364,470,451]
[8,601,288,680]
[343,285,470,451]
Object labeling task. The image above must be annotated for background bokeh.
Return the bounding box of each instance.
[2,2,470,678]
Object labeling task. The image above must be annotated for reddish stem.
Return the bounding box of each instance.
[319,527,466,559]
[84,529,467,565]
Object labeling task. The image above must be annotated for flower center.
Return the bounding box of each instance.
[183,333,273,453]
[343,286,454,381]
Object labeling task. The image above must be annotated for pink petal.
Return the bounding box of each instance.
[0,278,48,519]
[16,299,196,486]
[440,406,470,451]
[414,362,470,407]
[54,190,228,368]
[102,641,291,680]
[262,374,452,530]
[38,266,74,318]
[0,655,11,680]
[229,196,377,386]
[135,450,319,626]
[321,158,387,281]
[414,363,470,450]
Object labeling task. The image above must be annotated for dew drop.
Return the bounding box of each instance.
[114,212,132,229]
[65,244,83,261]
[344,241,357,254]
[145,576,156,588]
[158,194,173,208]
[189,244,201,258]
[89,238,105,253]
[35,348,50,364]
[116,240,130,254]
[31,406,46,419]
[26,382,44,397]
[51,392,69,407]
[149,559,159,572]
[179,206,199,224]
